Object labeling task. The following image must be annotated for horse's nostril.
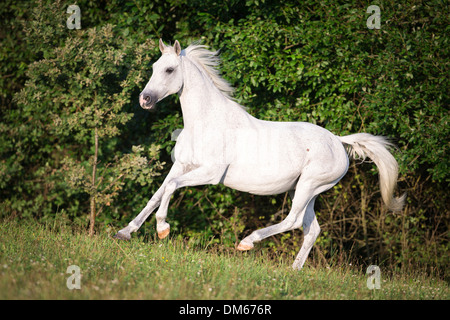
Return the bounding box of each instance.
[144,95,151,102]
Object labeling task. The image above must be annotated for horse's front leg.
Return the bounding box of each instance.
[114,162,185,240]
[153,164,228,239]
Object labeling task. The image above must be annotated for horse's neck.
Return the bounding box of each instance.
[178,57,250,132]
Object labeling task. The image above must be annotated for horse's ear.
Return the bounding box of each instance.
[174,40,181,56]
[159,38,166,53]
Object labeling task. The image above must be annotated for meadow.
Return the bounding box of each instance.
[0,219,447,300]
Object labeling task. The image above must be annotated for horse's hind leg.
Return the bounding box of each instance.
[238,192,321,270]
[237,169,342,269]
[292,199,320,270]
[237,173,333,251]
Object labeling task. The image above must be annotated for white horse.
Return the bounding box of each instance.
[115,39,405,270]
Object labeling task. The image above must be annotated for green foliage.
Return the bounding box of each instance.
[209,1,448,182]
[2,1,164,231]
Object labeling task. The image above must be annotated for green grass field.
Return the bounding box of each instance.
[0,219,447,300]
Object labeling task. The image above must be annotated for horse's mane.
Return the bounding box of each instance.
[182,44,235,101]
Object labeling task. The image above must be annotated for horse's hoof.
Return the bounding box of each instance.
[158,227,170,239]
[113,231,131,241]
[236,239,254,251]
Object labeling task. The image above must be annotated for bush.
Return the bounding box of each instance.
[2,1,164,233]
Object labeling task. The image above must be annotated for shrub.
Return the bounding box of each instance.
[3,1,164,234]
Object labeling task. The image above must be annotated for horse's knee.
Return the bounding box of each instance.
[164,180,178,195]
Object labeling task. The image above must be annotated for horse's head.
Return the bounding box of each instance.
[139,39,183,110]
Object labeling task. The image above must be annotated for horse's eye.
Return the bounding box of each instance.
[166,67,174,74]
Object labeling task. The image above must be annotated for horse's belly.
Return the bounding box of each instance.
[222,165,300,195]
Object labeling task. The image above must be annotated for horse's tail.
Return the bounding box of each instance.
[339,133,406,212]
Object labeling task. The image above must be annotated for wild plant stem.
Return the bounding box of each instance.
[89,126,99,237]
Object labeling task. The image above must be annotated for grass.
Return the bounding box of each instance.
[0,219,448,300]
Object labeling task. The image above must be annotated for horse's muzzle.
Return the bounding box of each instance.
[139,92,157,110]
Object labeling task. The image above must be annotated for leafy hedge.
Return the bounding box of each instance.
[0,0,448,270]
